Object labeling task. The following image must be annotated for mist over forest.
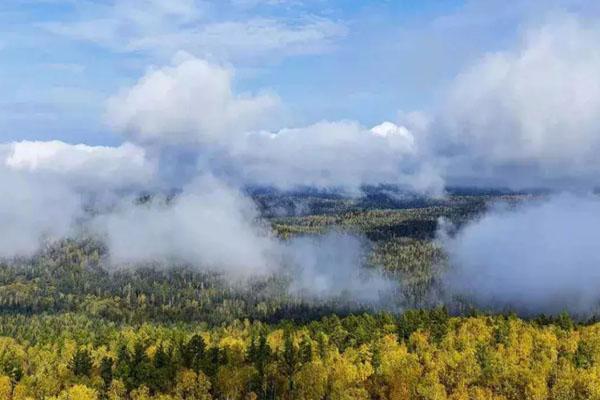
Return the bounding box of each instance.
[2,1,600,399]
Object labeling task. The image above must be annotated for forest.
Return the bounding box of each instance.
[4,0,600,398]
[0,190,597,399]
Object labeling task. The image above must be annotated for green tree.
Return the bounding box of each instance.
[299,336,313,364]
[70,348,93,378]
[131,341,153,390]
[282,330,299,397]
[248,333,271,399]
[100,356,113,395]
[184,335,206,374]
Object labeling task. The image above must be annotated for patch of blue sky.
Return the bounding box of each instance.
[0,0,597,144]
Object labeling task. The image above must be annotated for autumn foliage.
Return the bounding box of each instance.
[0,311,597,399]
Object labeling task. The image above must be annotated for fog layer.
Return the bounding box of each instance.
[443,195,600,314]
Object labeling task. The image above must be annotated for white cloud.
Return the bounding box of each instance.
[106,56,281,145]
[41,0,204,52]
[370,121,416,153]
[94,175,277,274]
[0,140,155,190]
[106,54,442,194]
[439,15,600,188]
[282,232,395,302]
[0,168,82,258]
[0,139,158,257]
[227,120,443,193]
[443,194,600,314]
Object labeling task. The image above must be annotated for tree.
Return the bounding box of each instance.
[556,312,574,332]
[69,348,93,378]
[205,347,222,378]
[184,335,206,374]
[100,357,113,390]
[294,362,327,400]
[299,337,313,364]
[0,376,11,400]
[175,369,212,400]
[57,384,98,400]
[107,379,126,400]
[130,385,151,400]
[217,365,254,400]
[428,307,449,344]
[114,343,131,384]
[282,330,299,397]
[575,339,594,369]
[248,333,272,398]
[131,341,153,390]
[397,310,426,343]
[153,343,175,393]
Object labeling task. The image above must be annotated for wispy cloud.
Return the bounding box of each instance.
[40,0,346,62]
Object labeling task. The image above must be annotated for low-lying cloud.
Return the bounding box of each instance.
[0,144,396,304]
[0,169,82,258]
[0,140,157,258]
[94,175,277,276]
[228,120,443,194]
[443,194,600,315]
[0,140,155,190]
[282,232,396,303]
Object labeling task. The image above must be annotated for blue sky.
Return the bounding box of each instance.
[0,0,595,145]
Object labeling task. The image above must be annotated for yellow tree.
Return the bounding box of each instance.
[11,383,30,400]
[130,385,151,400]
[56,384,98,400]
[174,369,212,400]
[294,361,327,400]
[217,365,254,400]
[107,379,126,400]
[0,376,11,400]
[326,351,370,400]
[378,335,422,400]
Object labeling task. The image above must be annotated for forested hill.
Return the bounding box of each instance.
[1,192,590,399]
[0,192,500,325]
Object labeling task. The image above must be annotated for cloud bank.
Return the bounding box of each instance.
[0,140,155,190]
[0,169,82,258]
[0,140,156,258]
[423,14,600,314]
[228,120,442,193]
[443,195,600,315]
[439,15,600,189]
[106,55,442,194]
